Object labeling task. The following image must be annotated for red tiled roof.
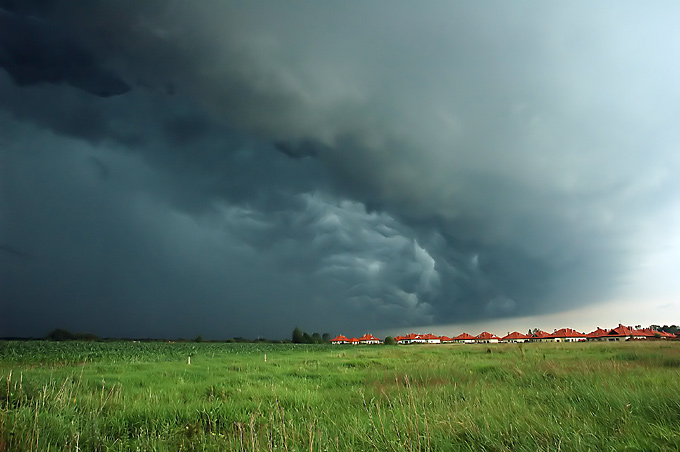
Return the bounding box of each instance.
[633,328,657,337]
[395,333,424,342]
[422,333,441,340]
[330,335,349,342]
[607,324,637,337]
[358,333,380,341]
[636,328,674,338]
[475,331,500,340]
[453,333,475,340]
[501,331,529,340]
[440,335,453,342]
[348,337,360,343]
[531,330,552,338]
[586,328,608,338]
[549,328,586,338]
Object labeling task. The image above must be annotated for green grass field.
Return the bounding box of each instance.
[1,340,680,451]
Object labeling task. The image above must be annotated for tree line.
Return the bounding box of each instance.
[291,327,331,344]
[35,328,335,343]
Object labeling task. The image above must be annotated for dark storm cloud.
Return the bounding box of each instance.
[274,140,320,160]
[0,8,129,97]
[0,121,435,337]
[2,1,680,338]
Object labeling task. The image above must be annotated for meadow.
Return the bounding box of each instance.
[1,340,680,451]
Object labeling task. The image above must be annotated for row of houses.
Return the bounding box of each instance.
[330,324,677,345]
[330,333,382,345]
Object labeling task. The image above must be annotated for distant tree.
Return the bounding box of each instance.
[46,328,76,341]
[44,329,99,341]
[322,333,331,343]
[194,335,204,343]
[292,327,304,344]
[312,332,322,344]
[384,336,397,345]
[302,332,313,344]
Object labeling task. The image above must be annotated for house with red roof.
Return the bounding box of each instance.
[607,324,640,340]
[422,333,441,344]
[396,333,426,344]
[439,335,453,343]
[633,327,676,339]
[549,328,587,342]
[330,335,350,345]
[452,333,475,344]
[586,328,609,341]
[347,337,360,345]
[529,330,554,342]
[636,328,663,339]
[474,332,500,344]
[501,331,530,343]
[358,333,381,345]
[602,324,667,341]
[659,330,677,339]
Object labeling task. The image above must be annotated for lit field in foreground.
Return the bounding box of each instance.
[1,341,680,451]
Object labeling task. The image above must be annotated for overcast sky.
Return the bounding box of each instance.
[1,1,679,339]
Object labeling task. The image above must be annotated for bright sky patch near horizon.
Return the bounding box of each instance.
[1,1,679,339]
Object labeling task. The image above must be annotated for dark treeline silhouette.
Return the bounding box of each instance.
[2,328,292,343]
[45,328,100,341]
[291,327,331,344]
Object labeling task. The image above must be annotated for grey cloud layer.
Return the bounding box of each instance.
[0,8,129,96]
[2,1,679,338]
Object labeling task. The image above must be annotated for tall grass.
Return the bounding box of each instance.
[1,341,679,451]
